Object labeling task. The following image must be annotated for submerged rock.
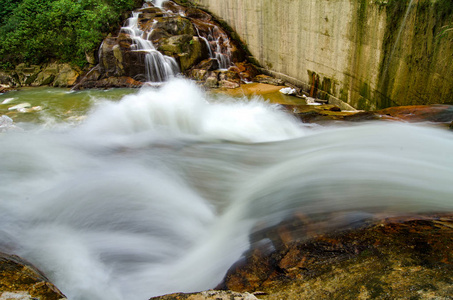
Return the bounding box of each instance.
[376,105,453,123]
[0,252,66,300]
[217,214,453,299]
[281,104,453,124]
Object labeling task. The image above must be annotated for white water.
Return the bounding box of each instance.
[120,11,179,82]
[1,79,453,299]
[152,0,165,8]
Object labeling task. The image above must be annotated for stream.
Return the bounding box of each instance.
[1,79,453,299]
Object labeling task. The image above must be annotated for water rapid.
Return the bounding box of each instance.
[1,79,453,299]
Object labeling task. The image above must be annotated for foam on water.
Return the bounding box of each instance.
[1,78,453,299]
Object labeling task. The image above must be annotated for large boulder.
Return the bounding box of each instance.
[376,105,453,123]
[75,76,144,90]
[31,63,60,86]
[14,64,42,86]
[158,35,209,71]
[52,64,81,87]
[98,35,148,81]
[151,16,196,37]
[0,252,66,300]
[218,214,453,299]
[0,71,19,87]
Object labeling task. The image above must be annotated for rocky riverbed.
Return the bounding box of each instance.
[3,214,453,299]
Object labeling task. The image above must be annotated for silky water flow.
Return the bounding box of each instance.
[1,79,453,299]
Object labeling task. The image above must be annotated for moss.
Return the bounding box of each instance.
[365,278,387,298]
[340,87,349,103]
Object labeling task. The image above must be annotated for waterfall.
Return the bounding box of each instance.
[1,79,453,300]
[192,25,233,70]
[152,0,166,8]
[120,10,179,82]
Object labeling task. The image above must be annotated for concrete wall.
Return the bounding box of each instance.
[193,0,453,109]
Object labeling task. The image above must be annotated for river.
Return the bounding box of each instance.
[1,79,453,299]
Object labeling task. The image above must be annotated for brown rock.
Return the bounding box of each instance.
[218,214,453,299]
[204,75,219,88]
[152,16,196,37]
[234,62,260,82]
[192,59,220,72]
[74,76,143,90]
[31,63,60,86]
[0,84,12,94]
[0,252,66,300]
[52,64,81,87]
[376,105,453,123]
[149,290,259,300]
[190,69,208,81]
[14,64,42,86]
[253,75,284,86]
[219,80,240,89]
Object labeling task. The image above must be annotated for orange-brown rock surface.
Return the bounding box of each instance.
[216,214,453,299]
[0,252,66,300]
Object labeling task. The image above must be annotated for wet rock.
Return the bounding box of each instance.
[218,214,453,299]
[74,76,143,90]
[205,74,219,88]
[218,70,240,82]
[190,69,208,81]
[149,290,259,300]
[99,35,149,80]
[180,37,208,71]
[219,80,240,89]
[281,104,453,124]
[279,87,297,95]
[0,71,19,88]
[376,105,453,123]
[14,64,42,86]
[0,84,12,94]
[152,16,196,37]
[283,104,354,123]
[8,103,31,111]
[253,74,284,86]
[52,64,81,87]
[0,252,66,300]
[235,62,260,82]
[193,58,220,72]
[158,35,208,72]
[31,63,60,86]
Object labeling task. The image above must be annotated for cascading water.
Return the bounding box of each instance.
[120,9,179,82]
[191,23,232,70]
[1,79,453,300]
[152,0,165,8]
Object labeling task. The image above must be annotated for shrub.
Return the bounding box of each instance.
[0,0,141,69]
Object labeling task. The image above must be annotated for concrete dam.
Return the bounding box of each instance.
[193,0,453,109]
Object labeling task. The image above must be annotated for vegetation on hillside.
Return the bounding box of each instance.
[0,0,142,69]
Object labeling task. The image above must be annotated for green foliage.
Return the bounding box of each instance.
[0,0,140,69]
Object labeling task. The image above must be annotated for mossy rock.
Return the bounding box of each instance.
[153,16,196,36]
